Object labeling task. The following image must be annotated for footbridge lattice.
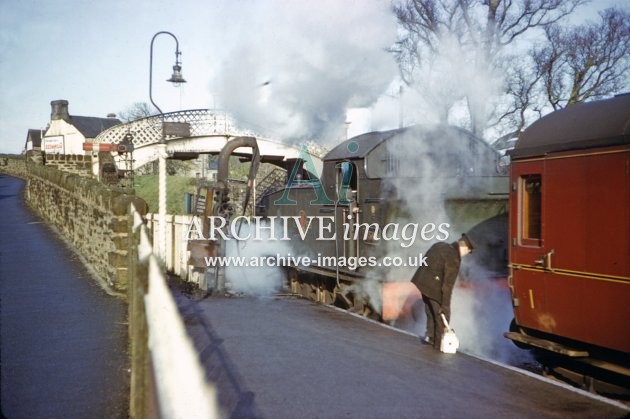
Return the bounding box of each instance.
[93,109,261,147]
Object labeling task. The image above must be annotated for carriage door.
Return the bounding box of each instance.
[336,161,358,261]
[509,159,551,331]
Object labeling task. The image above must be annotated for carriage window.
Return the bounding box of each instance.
[521,175,541,241]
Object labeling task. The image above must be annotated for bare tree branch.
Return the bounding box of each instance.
[390,0,587,136]
[534,8,630,109]
[118,102,153,123]
[504,0,585,45]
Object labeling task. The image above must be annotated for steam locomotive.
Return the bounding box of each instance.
[190,124,509,316]
[256,124,509,315]
[504,93,630,393]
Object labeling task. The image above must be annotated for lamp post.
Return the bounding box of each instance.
[149,31,186,265]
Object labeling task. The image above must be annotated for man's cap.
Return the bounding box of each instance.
[459,233,475,251]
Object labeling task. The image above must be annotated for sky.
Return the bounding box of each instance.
[0,0,626,154]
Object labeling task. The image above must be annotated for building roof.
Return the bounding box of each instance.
[510,94,630,159]
[26,129,42,147]
[70,115,121,139]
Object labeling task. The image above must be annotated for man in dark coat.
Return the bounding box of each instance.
[411,234,474,349]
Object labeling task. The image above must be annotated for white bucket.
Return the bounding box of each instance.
[439,313,460,354]
[440,329,460,354]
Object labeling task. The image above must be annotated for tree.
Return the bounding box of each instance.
[490,65,545,147]
[117,102,153,123]
[533,8,630,110]
[391,0,586,136]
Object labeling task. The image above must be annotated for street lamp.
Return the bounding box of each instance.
[149,30,186,265]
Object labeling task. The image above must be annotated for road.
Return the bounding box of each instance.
[0,174,129,418]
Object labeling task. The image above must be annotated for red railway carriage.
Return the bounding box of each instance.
[505,94,630,381]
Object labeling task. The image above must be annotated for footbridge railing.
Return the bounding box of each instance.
[94,109,262,147]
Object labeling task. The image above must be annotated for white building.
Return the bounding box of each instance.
[42,100,121,155]
[24,129,42,152]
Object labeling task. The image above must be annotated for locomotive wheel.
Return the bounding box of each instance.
[301,282,317,300]
[316,279,335,304]
[287,268,300,295]
[333,285,352,310]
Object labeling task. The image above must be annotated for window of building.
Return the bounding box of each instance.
[521,174,542,242]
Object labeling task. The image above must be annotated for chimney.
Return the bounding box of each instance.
[50,100,70,122]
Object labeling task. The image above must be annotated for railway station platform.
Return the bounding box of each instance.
[171,289,629,418]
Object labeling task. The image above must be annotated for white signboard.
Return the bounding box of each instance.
[44,135,64,154]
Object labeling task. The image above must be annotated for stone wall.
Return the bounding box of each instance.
[0,153,94,178]
[9,161,148,295]
[44,153,94,176]
[0,154,28,178]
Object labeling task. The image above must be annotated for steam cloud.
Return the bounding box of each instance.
[213,0,398,143]
[223,222,292,297]
[450,261,532,364]
[360,125,475,316]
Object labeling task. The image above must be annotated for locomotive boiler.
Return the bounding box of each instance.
[504,93,630,393]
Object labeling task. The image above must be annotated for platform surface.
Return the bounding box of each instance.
[172,290,628,418]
